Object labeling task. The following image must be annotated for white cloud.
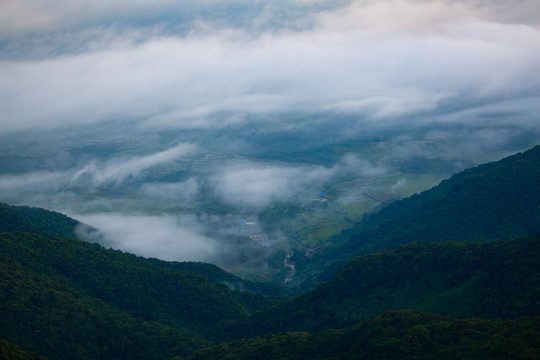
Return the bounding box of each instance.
[73,143,196,185]
[0,171,67,198]
[75,212,218,261]
[1,0,539,135]
[1,0,540,268]
[212,155,389,210]
[0,143,197,208]
[0,0,176,34]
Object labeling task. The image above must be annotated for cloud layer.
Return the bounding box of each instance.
[76,213,218,262]
[212,154,389,210]
[1,0,540,268]
[1,0,539,137]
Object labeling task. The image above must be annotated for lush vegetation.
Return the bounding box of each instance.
[226,234,540,338]
[0,203,80,238]
[353,144,540,248]
[297,144,540,283]
[1,145,540,359]
[185,311,540,360]
[146,259,293,297]
[0,204,281,359]
[0,339,48,360]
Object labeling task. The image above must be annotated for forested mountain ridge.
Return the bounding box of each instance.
[3,226,539,359]
[350,144,540,248]
[0,202,292,297]
[0,203,281,359]
[146,259,293,297]
[226,234,540,339]
[2,145,540,359]
[186,311,540,360]
[300,144,540,284]
[0,203,81,239]
[0,338,47,360]
[0,231,211,359]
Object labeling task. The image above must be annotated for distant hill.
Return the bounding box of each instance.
[356,144,540,246]
[2,145,540,359]
[297,144,540,284]
[0,203,81,238]
[0,202,291,298]
[227,234,540,338]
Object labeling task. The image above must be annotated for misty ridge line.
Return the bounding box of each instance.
[0,137,412,268]
[0,0,538,279]
[0,127,537,272]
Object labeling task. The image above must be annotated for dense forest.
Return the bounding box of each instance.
[187,311,540,360]
[0,205,280,359]
[347,144,540,248]
[1,145,539,359]
[296,144,540,285]
[225,234,540,339]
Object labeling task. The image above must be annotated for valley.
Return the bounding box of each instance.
[1,144,539,359]
[1,1,540,357]
[0,129,511,284]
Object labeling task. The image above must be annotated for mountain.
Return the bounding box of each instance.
[0,203,80,239]
[0,203,292,297]
[186,311,540,360]
[146,259,293,297]
[227,234,540,338]
[0,338,47,360]
[0,204,280,359]
[2,145,540,359]
[296,144,540,285]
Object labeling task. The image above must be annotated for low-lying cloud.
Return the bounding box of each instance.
[212,155,389,210]
[72,143,196,185]
[1,0,539,270]
[1,0,539,138]
[75,213,218,262]
[0,143,196,206]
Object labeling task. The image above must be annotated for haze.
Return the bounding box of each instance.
[1,0,539,280]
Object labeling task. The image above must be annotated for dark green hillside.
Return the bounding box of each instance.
[228,234,540,338]
[352,144,540,249]
[0,203,80,238]
[0,233,209,359]
[301,144,540,282]
[0,339,48,360]
[147,259,293,297]
[184,311,540,360]
[2,144,540,360]
[0,229,278,359]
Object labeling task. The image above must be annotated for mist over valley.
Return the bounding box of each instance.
[1,0,540,283]
[2,2,540,358]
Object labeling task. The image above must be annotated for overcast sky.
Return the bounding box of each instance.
[1,0,539,136]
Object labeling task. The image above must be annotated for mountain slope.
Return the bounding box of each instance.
[0,204,280,359]
[297,144,540,284]
[186,311,540,360]
[351,144,540,248]
[2,145,540,359]
[0,203,80,239]
[0,232,210,359]
[0,339,48,360]
[227,234,540,338]
[147,259,293,297]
